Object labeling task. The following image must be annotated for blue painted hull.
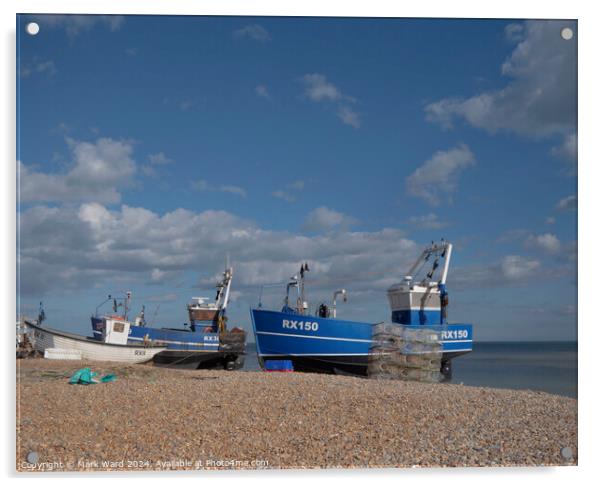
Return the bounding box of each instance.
[250,308,473,375]
[91,317,242,369]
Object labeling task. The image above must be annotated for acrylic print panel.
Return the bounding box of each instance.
[16,14,577,471]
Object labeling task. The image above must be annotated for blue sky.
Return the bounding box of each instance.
[17,15,577,341]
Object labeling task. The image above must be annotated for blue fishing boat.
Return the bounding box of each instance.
[251,241,472,379]
[91,266,246,369]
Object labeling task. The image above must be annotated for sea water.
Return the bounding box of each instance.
[243,341,577,398]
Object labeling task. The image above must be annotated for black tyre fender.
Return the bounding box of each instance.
[440,358,452,382]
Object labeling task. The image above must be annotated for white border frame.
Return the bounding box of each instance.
[3,1,599,484]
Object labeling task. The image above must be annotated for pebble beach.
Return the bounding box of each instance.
[16,359,577,471]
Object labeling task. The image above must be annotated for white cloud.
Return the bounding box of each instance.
[408,213,450,230]
[302,74,343,102]
[19,58,57,78]
[191,179,209,191]
[148,152,173,165]
[425,21,576,141]
[19,137,136,204]
[145,292,178,303]
[337,106,361,129]
[220,185,247,197]
[36,14,125,37]
[300,73,360,128]
[19,201,575,299]
[525,233,561,254]
[18,203,418,296]
[551,133,577,162]
[405,144,476,206]
[272,190,295,203]
[191,179,247,197]
[452,254,542,287]
[255,85,271,100]
[302,207,357,232]
[179,100,194,111]
[234,24,271,42]
[140,166,158,178]
[556,195,577,211]
[500,255,541,280]
[272,180,305,203]
[125,47,138,56]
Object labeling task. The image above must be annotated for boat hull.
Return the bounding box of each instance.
[152,349,245,370]
[90,317,246,369]
[250,308,473,375]
[23,320,166,364]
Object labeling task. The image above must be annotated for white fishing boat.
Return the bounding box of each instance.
[22,318,166,364]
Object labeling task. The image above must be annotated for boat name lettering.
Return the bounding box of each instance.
[204,335,219,342]
[282,319,319,331]
[134,350,146,356]
[441,329,469,340]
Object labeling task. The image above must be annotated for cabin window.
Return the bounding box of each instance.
[113,322,125,333]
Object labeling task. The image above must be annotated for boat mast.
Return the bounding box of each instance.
[299,262,309,315]
[125,291,132,320]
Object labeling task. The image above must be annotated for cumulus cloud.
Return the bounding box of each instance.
[500,255,541,279]
[272,180,305,203]
[220,185,247,197]
[301,73,361,128]
[144,292,179,303]
[34,14,125,37]
[140,152,174,177]
[302,207,358,232]
[337,105,361,128]
[148,152,173,165]
[407,213,450,230]
[255,85,271,100]
[425,21,576,142]
[556,195,577,211]
[405,144,476,206]
[19,58,57,79]
[191,179,247,197]
[234,24,271,42]
[525,233,561,254]
[19,137,136,204]
[302,74,344,102]
[451,254,542,288]
[179,100,194,111]
[272,190,295,203]
[18,203,417,297]
[551,133,577,166]
[19,201,576,302]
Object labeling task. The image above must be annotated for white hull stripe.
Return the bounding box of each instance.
[256,331,471,345]
[127,336,220,347]
[94,330,220,347]
[256,331,373,343]
[260,353,370,357]
[259,349,472,357]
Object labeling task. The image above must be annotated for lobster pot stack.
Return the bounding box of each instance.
[219,328,247,353]
[367,323,443,383]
